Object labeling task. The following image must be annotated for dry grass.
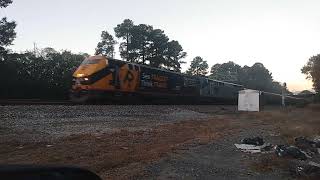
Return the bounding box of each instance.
[245,106,320,144]
[248,106,320,179]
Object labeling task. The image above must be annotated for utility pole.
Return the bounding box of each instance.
[282,82,287,107]
[33,42,36,55]
[33,42,38,57]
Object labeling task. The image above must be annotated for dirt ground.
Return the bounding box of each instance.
[0,105,320,179]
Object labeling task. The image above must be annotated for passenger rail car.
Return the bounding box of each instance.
[70,56,243,103]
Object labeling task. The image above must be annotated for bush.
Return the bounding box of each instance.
[0,49,86,100]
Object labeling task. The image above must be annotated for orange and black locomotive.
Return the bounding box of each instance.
[70,55,243,103]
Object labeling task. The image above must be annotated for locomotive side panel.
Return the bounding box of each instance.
[108,59,140,93]
[181,76,201,96]
[138,66,185,95]
[199,78,243,102]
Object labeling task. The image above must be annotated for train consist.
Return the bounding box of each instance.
[70,56,243,103]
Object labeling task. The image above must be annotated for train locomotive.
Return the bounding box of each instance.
[70,55,243,103]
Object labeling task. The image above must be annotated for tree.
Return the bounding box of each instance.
[114,19,134,62]
[143,28,168,67]
[208,61,286,93]
[302,54,320,93]
[0,0,16,55]
[164,40,187,72]
[0,0,11,8]
[210,61,242,83]
[130,24,153,64]
[113,19,187,70]
[95,30,117,57]
[298,90,314,96]
[40,47,58,57]
[0,47,87,99]
[186,56,208,76]
[244,63,273,91]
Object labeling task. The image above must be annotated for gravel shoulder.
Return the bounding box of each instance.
[1,105,231,142]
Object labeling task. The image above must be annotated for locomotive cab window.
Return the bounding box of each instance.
[81,58,101,65]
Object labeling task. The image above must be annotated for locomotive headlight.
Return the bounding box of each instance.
[77,77,89,84]
[76,73,84,77]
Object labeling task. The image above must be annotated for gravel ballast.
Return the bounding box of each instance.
[0,105,235,142]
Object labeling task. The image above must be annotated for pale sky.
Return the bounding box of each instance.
[3,0,319,91]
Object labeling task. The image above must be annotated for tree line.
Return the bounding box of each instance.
[185,57,287,94]
[0,48,86,99]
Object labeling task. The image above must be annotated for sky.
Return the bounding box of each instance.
[2,0,319,92]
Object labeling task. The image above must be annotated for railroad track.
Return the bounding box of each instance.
[0,99,72,105]
[0,99,237,105]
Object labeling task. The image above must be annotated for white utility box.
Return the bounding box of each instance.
[238,89,260,112]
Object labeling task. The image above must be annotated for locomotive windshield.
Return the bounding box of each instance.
[81,58,101,65]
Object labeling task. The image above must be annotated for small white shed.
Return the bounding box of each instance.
[238,89,260,112]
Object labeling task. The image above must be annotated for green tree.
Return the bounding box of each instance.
[145,28,168,67]
[113,19,187,70]
[244,63,274,91]
[298,90,314,97]
[164,40,187,72]
[302,54,320,93]
[210,61,242,83]
[0,0,16,55]
[95,30,117,57]
[131,24,153,64]
[0,0,12,7]
[209,61,286,93]
[186,56,208,76]
[114,19,134,62]
[0,47,86,99]
[270,81,286,94]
